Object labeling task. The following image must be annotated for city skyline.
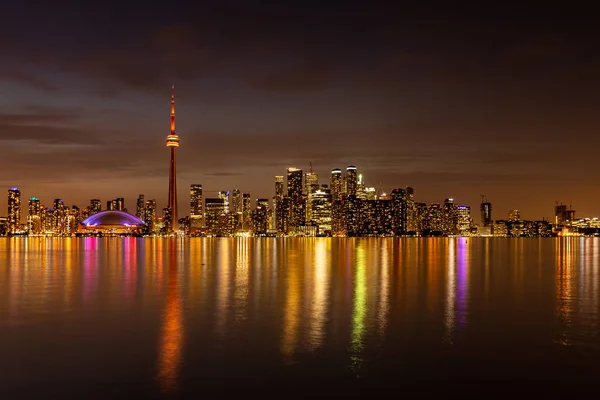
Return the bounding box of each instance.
[1,3,599,219]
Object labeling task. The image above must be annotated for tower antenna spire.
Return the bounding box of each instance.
[170,85,176,134]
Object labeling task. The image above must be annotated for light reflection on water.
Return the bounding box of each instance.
[1,237,600,397]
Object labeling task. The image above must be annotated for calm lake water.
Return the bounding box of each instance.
[1,237,599,398]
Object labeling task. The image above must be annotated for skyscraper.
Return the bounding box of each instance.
[443,198,457,235]
[456,206,472,235]
[145,199,157,232]
[231,189,241,214]
[89,199,102,215]
[273,176,284,231]
[136,195,145,219]
[480,196,492,235]
[346,165,357,196]
[218,191,230,214]
[190,184,203,228]
[115,197,125,211]
[287,167,304,228]
[8,187,21,233]
[242,193,252,231]
[304,170,318,195]
[166,85,180,232]
[275,176,284,199]
[28,197,42,234]
[330,169,343,201]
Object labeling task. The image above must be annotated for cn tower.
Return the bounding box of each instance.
[166,85,180,232]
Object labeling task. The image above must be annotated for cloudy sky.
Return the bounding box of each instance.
[1,1,599,220]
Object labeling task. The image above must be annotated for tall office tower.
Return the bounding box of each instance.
[166,85,180,233]
[443,198,457,235]
[69,206,81,233]
[391,188,407,235]
[405,187,416,233]
[273,176,284,231]
[287,167,303,198]
[425,203,444,233]
[231,189,241,214]
[345,166,358,196]
[343,195,361,236]
[190,184,203,228]
[331,169,343,201]
[107,200,115,211]
[53,199,66,232]
[480,196,492,235]
[252,198,269,235]
[136,195,145,219]
[145,199,157,232]
[304,171,318,195]
[275,196,291,234]
[89,199,102,215]
[356,174,367,200]
[7,187,21,233]
[508,209,520,221]
[241,193,252,231]
[456,206,472,235]
[275,176,284,199]
[205,198,227,235]
[287,167,304,228]
[308,188,332,234]
[115,197,125,212]
[28,197,42,234]
[217,191,230,214]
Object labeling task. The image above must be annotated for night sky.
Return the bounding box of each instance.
[1,1,599,220]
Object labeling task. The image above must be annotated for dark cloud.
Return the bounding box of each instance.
[0,2,599,220]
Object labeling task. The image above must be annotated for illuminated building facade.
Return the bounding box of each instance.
[89,199,102,215]
[241,193,252,231]
[205,198,226,235]
[27,197,42,234]
[330,169,343,201]
[252,198,269,235]
[190,184,203,228]
[287,167,304,230]
[391,188,407,235]
[304,171,318,195]
[308,188,332,233]
[136,195,145,219]
[231,189,241,214]
[508,209,520,221]
[166,85,180,233]
[456,206,472,235]
[345,166,357,196]
[8,187,21,233]
[480,198,492,235]
[144,199,156,233]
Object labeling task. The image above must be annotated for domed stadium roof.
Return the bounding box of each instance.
[81,210,144,227]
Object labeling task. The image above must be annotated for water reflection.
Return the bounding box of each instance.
[215,239,231,336]
[234,239,250,323]
[555,238,574,345]
[444,238,470,343]
[350,241,367,375]
[2,237,600,396]
[308,239,330,350]
[377,240,390,336]
[281,241,302,362]
[156,240,184,394]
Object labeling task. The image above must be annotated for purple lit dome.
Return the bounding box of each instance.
[81,210,144,227]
